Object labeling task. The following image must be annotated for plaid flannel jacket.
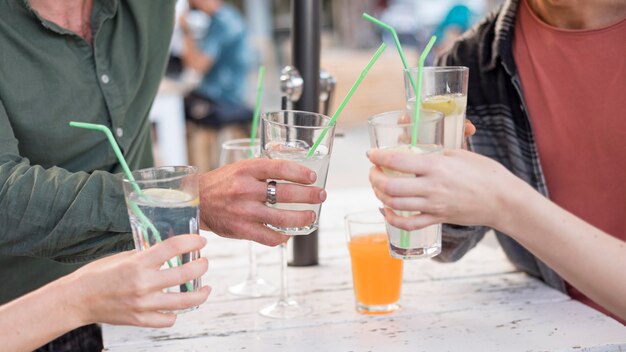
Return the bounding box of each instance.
[437,0,566,293]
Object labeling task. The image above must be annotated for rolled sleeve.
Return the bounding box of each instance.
[435,224,489,262]
[0,101,133,263]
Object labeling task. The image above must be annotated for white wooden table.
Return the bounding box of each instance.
[103,187,626,351]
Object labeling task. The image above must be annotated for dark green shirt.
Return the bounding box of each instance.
[0,0,175,303]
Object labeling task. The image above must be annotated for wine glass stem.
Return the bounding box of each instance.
[246,241,257,280]
[279,243,289,302]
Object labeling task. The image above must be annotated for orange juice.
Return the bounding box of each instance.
[348,233,403,311]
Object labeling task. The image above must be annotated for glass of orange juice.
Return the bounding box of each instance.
[345,211,403,314]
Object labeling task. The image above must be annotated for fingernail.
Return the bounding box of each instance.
[319,190,327,202]
[378,207,386,217]
[366,150,370,158]
[309,171,317,183]
[200,236,207,245]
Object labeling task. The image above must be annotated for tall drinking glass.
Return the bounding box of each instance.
[368,110,444,260]
[404,66,469,149]
[220,138,276,297]
[122,166,201,312]
[258,110,335,319]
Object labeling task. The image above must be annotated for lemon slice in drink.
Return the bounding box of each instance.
[142,188,198,207]
[422,95,457,117]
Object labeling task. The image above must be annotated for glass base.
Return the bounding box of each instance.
[259,298,312,319]
[170,305,200,314]
[266,223,318,236]
[389,243,441,260]
[228,277,276,297]
[356,302,399,315]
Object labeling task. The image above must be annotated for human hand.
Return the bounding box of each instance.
[464,119,476,138]
[68,235,210,328]
[178,11,191,36]
[199,158,327,246]
[367,148,529,231]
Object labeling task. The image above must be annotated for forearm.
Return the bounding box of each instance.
[0,275,84,351]
[0,155,133,261]
[498,184,626,320]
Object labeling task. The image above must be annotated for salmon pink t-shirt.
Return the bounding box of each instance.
[513,0,626,322]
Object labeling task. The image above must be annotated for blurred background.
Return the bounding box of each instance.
[151,0,502,186]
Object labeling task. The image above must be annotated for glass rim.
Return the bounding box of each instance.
[367,110,444,127]
[122,165,198,184]
[221,138,260,150]
[403,66,469,74]
[261,110,332,130]
[344,210,386,225]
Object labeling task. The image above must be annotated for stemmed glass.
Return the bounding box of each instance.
[258,110,336,319]
[220,138,276,297]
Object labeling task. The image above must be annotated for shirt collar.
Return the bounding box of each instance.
[20,0,119,37]
[484,0,520,72]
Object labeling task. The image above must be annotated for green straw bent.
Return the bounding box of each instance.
[69,122,193,292]
[399,36,437,249]
[411,35,437,146]
[248,66,265,158]
[362,13,417,95]
[307,43,387,157]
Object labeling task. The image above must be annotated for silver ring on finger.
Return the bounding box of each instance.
[266,180,277,204]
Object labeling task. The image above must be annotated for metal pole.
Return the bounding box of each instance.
[289,0,321,267]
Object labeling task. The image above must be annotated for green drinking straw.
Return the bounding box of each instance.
[69,121,193,292]
[362,13,417,94]
[396,36,437,249]
[362,14,438,249]
[306,42,387,157]
[248,65,266,158]
[411,35,437,146]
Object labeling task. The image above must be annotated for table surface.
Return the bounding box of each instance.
[103,188,626,352]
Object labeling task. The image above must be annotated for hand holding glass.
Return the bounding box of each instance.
[122,166,202,312]
[368,110,444,259]
[259,110,335,319]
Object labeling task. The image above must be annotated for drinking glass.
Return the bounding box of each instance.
[220,138,276,297]
[258,110,335,318]
[345,210,403,314]
[368,110,444,259]
[404,66,469,149]
[122,166,201,312]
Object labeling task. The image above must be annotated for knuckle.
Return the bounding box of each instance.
[268,238,283,247]
[177,264,193,282]
[275,160,289,177]
[262,231,286,247]
[389,154,403,168]
[308,187,321,203]
[134,314,149,327]
[380,179,391,194]
[387,197,401,210]
[385,181,399,196]
[135,281,152,297]
[278,184,293,201]
[407,221,422,231]
[431,203,447,215]
[230,180,247,197]
[164,316,177,327]
[272,211,288,226]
